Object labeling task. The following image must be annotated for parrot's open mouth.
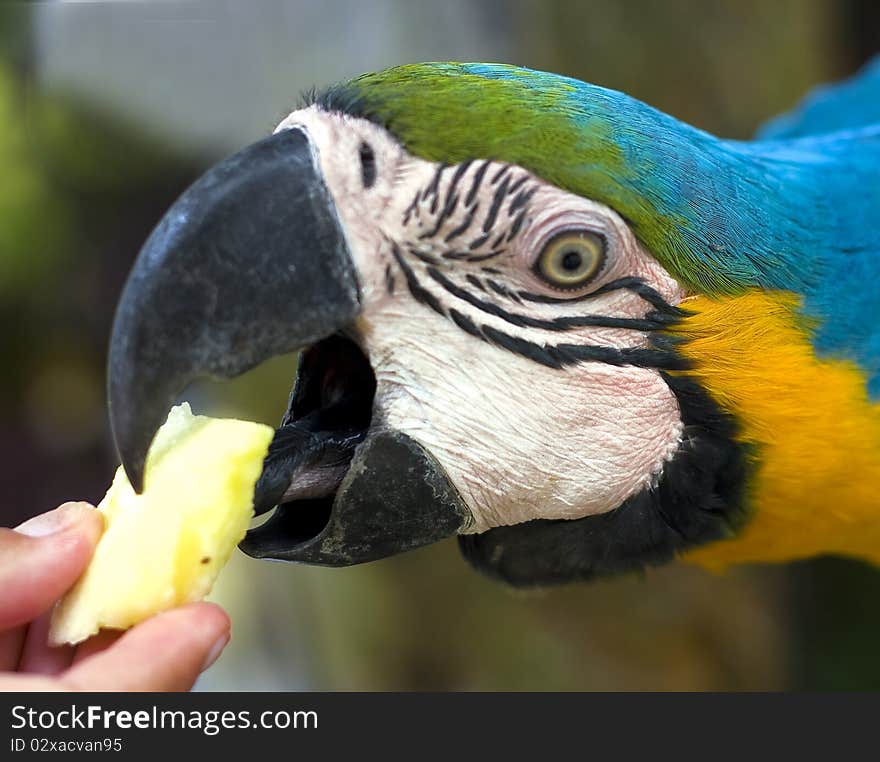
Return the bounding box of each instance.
[248,334,376,540]
[239,329,469,566]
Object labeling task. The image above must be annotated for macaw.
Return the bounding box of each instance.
[106,57,880,586]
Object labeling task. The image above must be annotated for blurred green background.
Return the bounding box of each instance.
[2,0,879,690]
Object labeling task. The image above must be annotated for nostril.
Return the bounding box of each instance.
[359,141,377,189]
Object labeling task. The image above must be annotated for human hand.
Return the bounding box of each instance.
[0,502,230,691]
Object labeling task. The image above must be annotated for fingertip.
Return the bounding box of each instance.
[143,603,232,676]
[150,602,230,637]
[187,601,232,632]
[63,502,104,541]
[195,604,232,670]
[134,602,231,668]
[58,501,98,513]
[38,504,104,572]
[16,502,103,543]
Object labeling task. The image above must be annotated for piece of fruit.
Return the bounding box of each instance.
[49,402,273,646]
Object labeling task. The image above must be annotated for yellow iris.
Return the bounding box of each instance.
[536,230,605,289]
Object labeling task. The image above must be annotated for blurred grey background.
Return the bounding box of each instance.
[2,0,879,690]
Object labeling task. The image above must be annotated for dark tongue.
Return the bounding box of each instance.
[252,334,375,517]
[252,406,366,516]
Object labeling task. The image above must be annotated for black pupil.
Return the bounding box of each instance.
[560,250,583,271]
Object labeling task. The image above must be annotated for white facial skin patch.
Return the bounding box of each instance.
[276,108,686,533]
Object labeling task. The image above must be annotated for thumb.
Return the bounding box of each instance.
[0,503,103,631]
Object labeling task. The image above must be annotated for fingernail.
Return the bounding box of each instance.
[16,502,95,538]
[201,632,230,672]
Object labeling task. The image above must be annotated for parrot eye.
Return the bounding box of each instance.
[535,230,606,289]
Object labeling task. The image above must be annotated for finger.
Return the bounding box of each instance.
[63,603,230,692]
[17,612,75,675]
[72,629,123,665]
[0,673,62,692]
[0,503,103,631]
[0,627,26,672]
[0,504,101,669]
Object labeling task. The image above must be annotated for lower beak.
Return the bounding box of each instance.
[107,125,468,566]
[241,428,469,565]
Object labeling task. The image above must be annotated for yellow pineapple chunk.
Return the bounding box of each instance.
[49,402,273,646]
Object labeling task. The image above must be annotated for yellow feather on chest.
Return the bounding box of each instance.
[669,291,880,571]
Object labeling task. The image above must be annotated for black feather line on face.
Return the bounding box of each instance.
[444,203,480,243]
[465,249,506,263]
[508,185,538,213]
[465,160,492,207]
[425,266,677,335]
[384,263,396,296]
[390,246,686,371]
[468,233,491,250]
[424,164,447,215]
[518,277,689,316]
[506,208,527,242]
[392,243,445,316]
[458,373,751,587]
[408,247,442,266]
[485,278,522,304]
[506,173,528,196]
[483,175,511,234]
[443,160,472,209]
[490,163,511,184]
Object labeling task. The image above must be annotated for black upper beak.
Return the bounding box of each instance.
[109,126,359,492]
[107,124,469,566]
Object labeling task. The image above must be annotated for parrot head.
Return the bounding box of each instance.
[108,63,880,585]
